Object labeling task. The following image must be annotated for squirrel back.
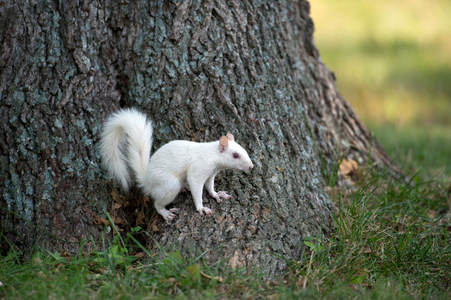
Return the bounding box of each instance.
[100,108,153,191]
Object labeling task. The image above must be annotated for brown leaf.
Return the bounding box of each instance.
[60,250,71,261]
[94,216,109,225]
[142,195,150,209]
[200,270,225,283]
[111,189,123,203]
[339,159,359,176]
[114,216,124,225]
[136,209,145,226]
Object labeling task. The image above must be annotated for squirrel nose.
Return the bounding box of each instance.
[249,164,253,170]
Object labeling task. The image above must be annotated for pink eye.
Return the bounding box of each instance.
[233,153,240,159]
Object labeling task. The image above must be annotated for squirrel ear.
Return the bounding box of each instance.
[226,133,235,141]
[219,136,229,153]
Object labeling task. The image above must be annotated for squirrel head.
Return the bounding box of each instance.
[219,133,254,172]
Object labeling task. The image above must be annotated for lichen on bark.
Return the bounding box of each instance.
[1,0,394,274]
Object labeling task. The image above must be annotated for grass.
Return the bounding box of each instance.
[1,125,450,298]
[310,0,451,126]
[1,160,449,298]
[370,124,451,185]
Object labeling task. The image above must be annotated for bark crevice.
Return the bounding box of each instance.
[1,0,396,273]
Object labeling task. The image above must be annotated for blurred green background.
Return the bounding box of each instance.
[310,0,451,182]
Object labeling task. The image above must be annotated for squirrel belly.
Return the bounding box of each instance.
[100,108,254,222]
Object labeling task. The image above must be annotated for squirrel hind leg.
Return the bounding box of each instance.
[151,175,182,222]
[156,207,179,222]
[154,192,180,221]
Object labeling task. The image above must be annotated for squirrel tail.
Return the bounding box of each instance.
[100,108,153,191]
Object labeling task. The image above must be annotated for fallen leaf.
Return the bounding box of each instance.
[94,216,109,225]
[339,159,359,176]
[60,250,71,261]
[111,189,123,203]
[136,209,145,226]
[200,270,225,283]
[114,216,124,225]
[142,195,150,209]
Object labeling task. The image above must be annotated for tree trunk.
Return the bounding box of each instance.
[1,0,393,273]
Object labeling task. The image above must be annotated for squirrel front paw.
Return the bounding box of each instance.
[210,191,231,203]
[198,207,214,216]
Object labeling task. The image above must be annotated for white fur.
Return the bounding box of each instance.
[100,108,253,221]
[100,109,153,191]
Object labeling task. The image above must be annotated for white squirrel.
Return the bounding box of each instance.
[100,108,254,221]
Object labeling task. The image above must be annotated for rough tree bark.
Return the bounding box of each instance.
[0,0,393,273]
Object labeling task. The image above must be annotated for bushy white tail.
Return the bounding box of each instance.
[100,108,153,191]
